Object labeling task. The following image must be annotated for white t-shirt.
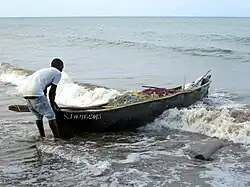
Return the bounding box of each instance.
[20,67,62,97]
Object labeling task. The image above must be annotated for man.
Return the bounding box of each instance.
[20,58,64,138]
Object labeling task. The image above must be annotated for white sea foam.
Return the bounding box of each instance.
[2,63,250,146]
[143,106,250,145]
[114,152,151,164]
[109,168,151,187]
[53,72,121,106]
[199,156,250,187]
[209,91,245,109]
[37,143,111,176]
[0,64,122,107]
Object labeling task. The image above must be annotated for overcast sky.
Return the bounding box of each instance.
[0,0,250,17]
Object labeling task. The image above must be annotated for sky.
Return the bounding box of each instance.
[0,0,250,17]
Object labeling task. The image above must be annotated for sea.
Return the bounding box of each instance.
[0,17,250,187]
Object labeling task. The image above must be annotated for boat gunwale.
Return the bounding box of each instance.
[59,79,212,113]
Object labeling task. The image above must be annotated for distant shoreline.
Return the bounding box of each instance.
[0,16,249,19]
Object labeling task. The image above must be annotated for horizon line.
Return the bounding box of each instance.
[0,15,249,18]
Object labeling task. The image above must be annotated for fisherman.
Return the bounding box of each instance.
[20,58,64,138]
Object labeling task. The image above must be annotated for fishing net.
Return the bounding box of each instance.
[107,88,181,107]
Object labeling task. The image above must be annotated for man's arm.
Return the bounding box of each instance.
[49,72,62,110]
[44,88,47,96]
[49,84,58,109]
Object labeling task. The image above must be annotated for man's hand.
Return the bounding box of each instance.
[53,102,59,110]
[50,101,59,111]
[43,88,47,97]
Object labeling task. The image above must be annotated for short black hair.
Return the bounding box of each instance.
[51,58,63,68]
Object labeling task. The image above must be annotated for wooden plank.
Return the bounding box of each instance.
[8,105,30,112]
[8,102,109,113]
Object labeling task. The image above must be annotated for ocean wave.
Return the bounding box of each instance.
[141,102,250,145]
[67,36,238,59]
[2,62,250,145]
[67,36,159,50]
[0,63,122,107]
[0,63,34,76]
[199,34,250,45]
[69,35,234,54]
[171,46,233,55]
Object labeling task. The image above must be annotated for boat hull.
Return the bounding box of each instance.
[55,80,211,139]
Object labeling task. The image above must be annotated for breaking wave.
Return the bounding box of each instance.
[69,36,236,56]
[140,98,250,145]
[199,34,250,45]
[0,63,122,107]
[1,62,250,146]
[171,47,234,57]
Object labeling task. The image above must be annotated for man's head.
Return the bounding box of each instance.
[51,58,64,72]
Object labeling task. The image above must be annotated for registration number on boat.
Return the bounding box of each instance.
[64,113,102,120]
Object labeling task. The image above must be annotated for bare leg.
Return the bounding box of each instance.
[36,120,45,137]
[48,119,60,138]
